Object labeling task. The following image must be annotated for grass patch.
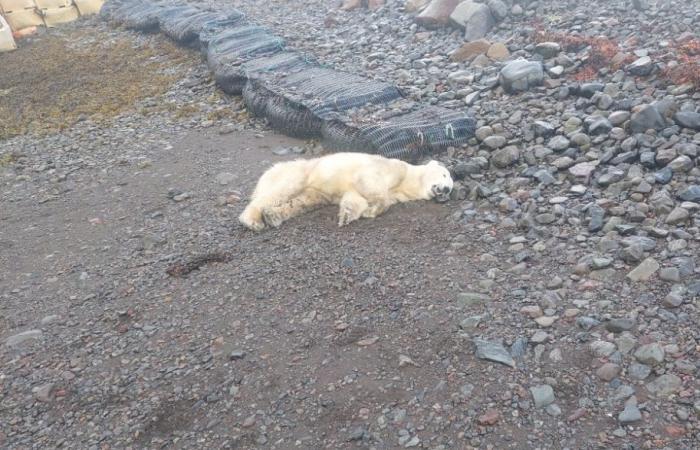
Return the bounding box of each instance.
[0,27,197,140]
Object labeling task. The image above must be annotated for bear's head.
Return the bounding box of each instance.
[421,160,453,203]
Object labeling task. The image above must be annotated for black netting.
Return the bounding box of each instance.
[322,107,477,162]
[215,52,316,95]
[100,0,130,22]
[100,0,477,161]
[113,1,164,31]
[242,67,403,139]
[160,8,244,45]
[241,82,270,117]
[206,28,285,73]
[197,17,249,59]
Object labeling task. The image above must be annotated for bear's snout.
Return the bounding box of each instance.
[431,184,451,203]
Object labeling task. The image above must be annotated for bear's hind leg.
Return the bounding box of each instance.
[262,189,328,228]
[338,191,369,227]
[239,161,308,231]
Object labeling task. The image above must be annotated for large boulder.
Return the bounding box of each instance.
[449,0,495,41]
[499,59,544,93]
[405,0,431,12]
[415,0,461,28]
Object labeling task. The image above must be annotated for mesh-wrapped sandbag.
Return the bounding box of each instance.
[215,51,317,95]
[241,82,271,117]
[322,107,477,162]
[99,0,131,22]
[198,16,249,59]
[160,8,245,45]
[206,29,285,73]
[244,67,403,138]
[117,1,164,31]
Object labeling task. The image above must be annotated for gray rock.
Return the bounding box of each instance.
[6,329,43,347]
[586,117,613,135]
[450,1,496,41]
[629,363,652,380]
[33,383,55,403]
[627,56,654,76]
[491,146,520,168]
[533,120,556,138]
[630,105,667,133]
[483,135,507,149]
[548,135,570,151]
[674,111,700,131]
[530,384,555,408]
[618,404,642,424]
[646,374,682,397]
[665,207,690,224]
[669,155,694,173]
[634,343,664,365]
[474,338,516,367]
[486,0,508,21]
[678,185,700,202]
[534,42,561,59]
[609,111,631,126]
[605,318,635,333]
[499,60,544,93]
[579,83,604,98]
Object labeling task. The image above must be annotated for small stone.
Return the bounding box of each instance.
[230,350,246,360]
[596,363,621,381]
[665,207,690,224]
[520,305,543,318]
[659,267,680,282]
[545,404,562,417]
[646,374,682,397]
[474,338,516,367]
[534,42,561,59]
[630,104,666,133]
[619,405,642,424]
[627,257,659,282]
[627,56,654,76]
[530,385,555,408]
[605,318,635,333]
[629,363,652,380]
[548,135,570,151]
[477,408,500,425]
[483,135,507,149]
[634,343,665,365]
[5,329,43,347]
[499,59,544,93]
[450,38,491,62]
[486,42,509,61]
[590,340,616,357]
[534,316,557,327]
[33,383,55,403]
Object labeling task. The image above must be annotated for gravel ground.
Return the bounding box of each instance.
[2,1,700,449]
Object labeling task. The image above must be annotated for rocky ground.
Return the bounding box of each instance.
[1,0,699,449]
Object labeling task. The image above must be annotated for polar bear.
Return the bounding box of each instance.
[238,152,453,231]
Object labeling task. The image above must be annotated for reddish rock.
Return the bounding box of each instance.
[596,363,621,381]
[368,0,385,9]
[664,425,685,437]
[450,38,491,62]
[567,408,588,422]
[341,0,362,11]
[415,0,460,29]
[477,408,500,425]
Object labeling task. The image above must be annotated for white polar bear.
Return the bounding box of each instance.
[238,152,453,231]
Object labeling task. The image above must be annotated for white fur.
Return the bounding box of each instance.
[238,152,453,231]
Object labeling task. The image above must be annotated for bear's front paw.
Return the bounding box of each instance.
[262,208,284,228]
[338,206,357,227]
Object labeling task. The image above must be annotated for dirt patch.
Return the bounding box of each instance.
[0,24,197,140]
